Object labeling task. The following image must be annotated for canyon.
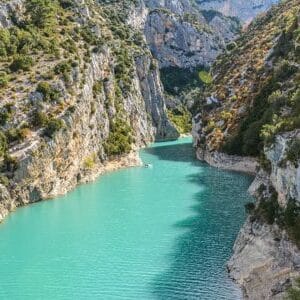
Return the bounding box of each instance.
[1,0,299,299]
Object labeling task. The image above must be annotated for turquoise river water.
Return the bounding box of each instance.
[0,138,253,299]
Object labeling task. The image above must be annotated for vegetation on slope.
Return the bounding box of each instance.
[194,0,300,159]
[0,0,152,169]
[286,277,300,299]
[193,0,300,264]
[167,108,192,134]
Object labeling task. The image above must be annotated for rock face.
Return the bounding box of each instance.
[0,0,179,222]
[228,218,300,299]
[192,130,300,299]
[144,0,240,68]
[195,0,279,24]
[0,0,25,28]
[0,49,174,222]
[227,131,300,300]
[142,0,278,70]
[195,147,258,174]
[266,131,300,207]
[135,55,179,141]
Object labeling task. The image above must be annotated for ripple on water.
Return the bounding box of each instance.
[0,138,253,299]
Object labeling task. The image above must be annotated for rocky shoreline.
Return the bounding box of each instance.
[194,132,300,299]
[195,148,258,174]
[227,216,300,300]
[0,150,142,223]
[0,0,181,224]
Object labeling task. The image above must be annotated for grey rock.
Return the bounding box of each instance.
[0,0,25,28]
[195,0,279,24]
[228,218,300,299]
[143,0,240,68]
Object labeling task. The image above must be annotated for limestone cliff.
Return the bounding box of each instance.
[142,0,278,72]
[0,0,179,222]
[195,0,279,24]
[192,0,300,298]
[227,130,300,299]
[145,1,238,69]
[144,0,240,69]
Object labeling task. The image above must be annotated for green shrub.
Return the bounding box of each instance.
[245,202,255,214]
[259,153,272,174]
[44,118,64,138]
[286,277,300,299]
[167,109,192,134]
[54,61,72,82]
[149,59,157,71]
[0,131,7,159]
[226,42,237,51]
[36,82,61,102]
[18,127,31,140]
[274,60,298,82]
[199,71,213,85]
[80,26,98,45]
[286,139,300,167]
[5,127,31,144]
[2,154,18,172]
[26,0,59,29]
[247,194,300,248]
[31,110,49,127]
[0,72,9,88]
[93,81,103,97]
[10,55,34,72]
[284,200,300,227]
[255,190,279,224]
[6,128,21,143]
[0,111,11,126]
[83,153,97,169]
[0,175,9,186]
[59,0,74,9]
[104,118,133,156]
[283,200,300,247]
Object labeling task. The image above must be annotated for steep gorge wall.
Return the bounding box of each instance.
[192,0,300,298]
[227,131,300,299]
[0,0,179,222]
[144,0,240,69]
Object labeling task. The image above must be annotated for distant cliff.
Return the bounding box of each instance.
[144,0,240,69]
[195,0,279,23]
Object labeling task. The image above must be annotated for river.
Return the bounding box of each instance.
[0,138,253,299]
